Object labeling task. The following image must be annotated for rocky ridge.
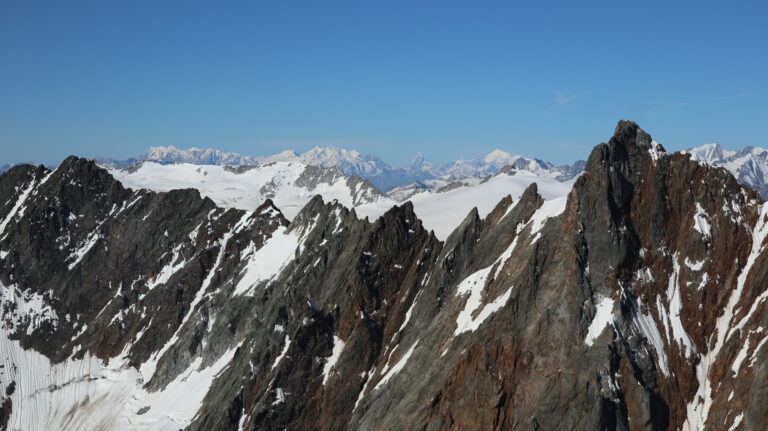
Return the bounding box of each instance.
[0,121,767,430]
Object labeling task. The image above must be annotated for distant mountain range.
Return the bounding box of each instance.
[96,145,586,191]
[684,143,768,197]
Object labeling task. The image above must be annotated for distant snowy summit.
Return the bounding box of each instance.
[685,143,768,197]
[98,144,586,192]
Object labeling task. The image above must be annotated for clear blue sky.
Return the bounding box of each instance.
[1,0,766,167]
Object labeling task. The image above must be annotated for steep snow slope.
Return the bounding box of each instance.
[0,325,241,431]
[107,161,386,219]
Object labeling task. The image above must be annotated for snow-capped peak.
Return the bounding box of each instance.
[482,149,518,164]
[438,150,557,180]
[300,146,367,165]
[684,143,735,164]
[408,153,435,173]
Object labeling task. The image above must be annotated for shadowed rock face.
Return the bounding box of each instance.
[1,121,767,430]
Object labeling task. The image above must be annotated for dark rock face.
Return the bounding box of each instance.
[1,121,768,430]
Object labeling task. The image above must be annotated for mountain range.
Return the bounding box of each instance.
[106,160,573,240]
[2,121,768,430]
[97,145,586,192]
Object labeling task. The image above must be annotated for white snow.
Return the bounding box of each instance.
[233,225,302,296]
[109,161,386,220]
[0,326,240,431]
[353,371,373,411]
[453,263,513,336]
[322,336,346,385]
[439,150,568,179]
[693,203,712,238]
[110,160,573,242]
[527,197,568,243]
[455,285,512,336]
[271,335,291,371]
[141,145,262,166]
[140,212,252,381]
[648,140,666,161]
[684,143,736,165]
[357,172,573,240]
[145,244,187,292]
[665,255,696,358]
[0,282,59,334]
[238,412,249,431]
[728,413,743,431]
[67,231,102,269]
[272,388,286,405]
[631,299,670,376]
[750,334,768,367]
[685,257,705,271]
[373,341,419,390]
[137,344,240,427]
[696,272,709,290]
[0,175,39,236]
[450,202,565,336]
[683,203,768,430]
[398,294,420,332]
[731,337,750,376]
[584,296,615,346]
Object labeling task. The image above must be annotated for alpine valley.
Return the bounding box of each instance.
[2,121,768,430]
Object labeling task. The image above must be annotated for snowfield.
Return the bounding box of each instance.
[0,326,240,431]
[108,161,386,219]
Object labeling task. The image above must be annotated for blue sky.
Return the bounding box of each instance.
[1,0,766,167]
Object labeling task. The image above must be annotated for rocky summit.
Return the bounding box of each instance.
[1,121,767,430]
